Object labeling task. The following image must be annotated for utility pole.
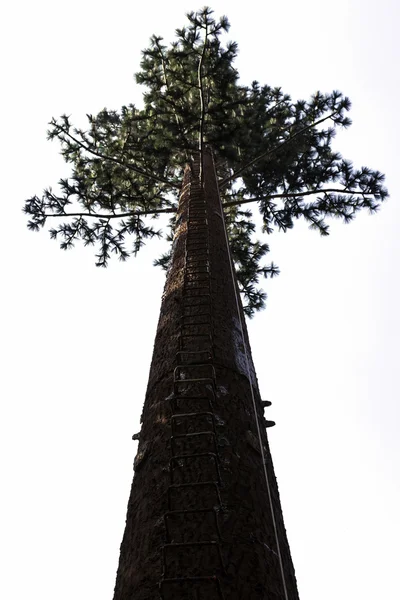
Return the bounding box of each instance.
[113,149,299,600]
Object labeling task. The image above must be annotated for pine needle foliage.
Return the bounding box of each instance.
[24,7,388,316]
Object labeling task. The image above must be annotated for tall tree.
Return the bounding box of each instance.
[23,7,388,599]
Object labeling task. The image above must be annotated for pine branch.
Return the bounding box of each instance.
[51,121,180,189]
[223,188,375,208]
[40,207,176,219]
[153,37,191,163]
[219,111,341,189]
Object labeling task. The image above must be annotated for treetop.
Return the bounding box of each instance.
[24,7,388,316]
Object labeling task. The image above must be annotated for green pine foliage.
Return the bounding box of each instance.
[24,7,388,316]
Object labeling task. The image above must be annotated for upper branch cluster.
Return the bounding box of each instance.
[23,7,388,314]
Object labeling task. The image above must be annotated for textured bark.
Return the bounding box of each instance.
[113,150,299,600]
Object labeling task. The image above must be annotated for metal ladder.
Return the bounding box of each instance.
[159,180,225,599]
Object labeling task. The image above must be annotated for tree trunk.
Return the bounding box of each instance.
[113,149,299,600]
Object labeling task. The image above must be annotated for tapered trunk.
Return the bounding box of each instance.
[113,149,299,599]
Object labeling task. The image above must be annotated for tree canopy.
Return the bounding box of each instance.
[24,7,388,316]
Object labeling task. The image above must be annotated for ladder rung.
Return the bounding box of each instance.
[185,257,210,265]
[184,276,210,283]
[186,239,208,245]
[186,241,208,248]
[170,451,219,476]
[185,266,210,274]
[181,307,212,316]
[186,238,208,243]
[186,246,209,253]
[172,393,216,402]
[171,431,216,441]
[171,438,218,460]
[159,576,224,600]
[179,334,213,348]
[179,332,212,340]
[180,313,211,323]
[179,327,212,339]
[170,411,215,422]
[174,364,216,381]
[186,256,209,263]
[162,541,225,574]
[168,480,220,490]
[169,393,214,406]
[187,232,208,239]
[186,254,209,260]
[180,321,211,331]
[167,480,222,511]
[175,350,213,362]
[181,296,212,306]
[182,291,211,298]
[183,283,211,290]
[181,299,211,307]
[163,540,221,549]
[185,267,210,274]
[180,328,212,338]
[163,509,222,543]
[170,451,220,482]
[185,264,210,272]
[174,376,215,385]
[164,508,219,516]
[171,414,216,437]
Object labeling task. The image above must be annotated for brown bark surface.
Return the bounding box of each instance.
[113,150,299,600]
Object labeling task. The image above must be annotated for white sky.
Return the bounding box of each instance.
[1,1,399,598]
